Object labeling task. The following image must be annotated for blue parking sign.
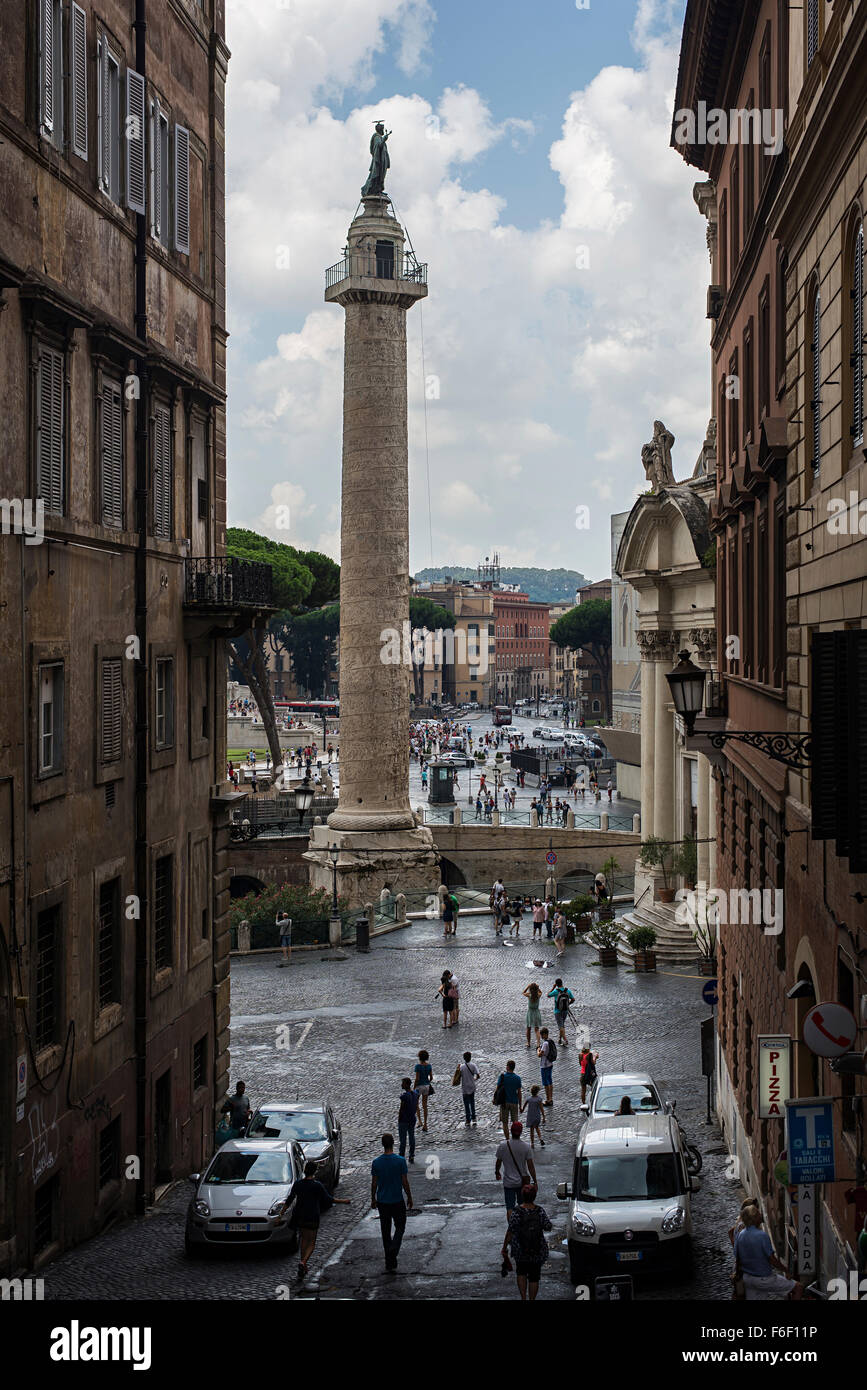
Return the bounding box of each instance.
[785,1099,835,1184]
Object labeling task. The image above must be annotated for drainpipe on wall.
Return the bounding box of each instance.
[133,0,150,1216]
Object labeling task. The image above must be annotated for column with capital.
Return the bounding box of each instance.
[652,632,678,844]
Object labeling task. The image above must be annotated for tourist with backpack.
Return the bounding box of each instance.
[579,1047,599,1104]
[547,978,574,1047]
[537,1028,557,1107]
[436,971,458,1028]
[500,1183,553,1301]
[494,1120,537,1210]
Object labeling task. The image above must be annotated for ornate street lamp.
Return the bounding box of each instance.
[666,650,813,769]
[665,651,707,737]
[294,774,316,824]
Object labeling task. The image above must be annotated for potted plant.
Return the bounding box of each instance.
[674,833,697,891]
[639,836,675,904]
[692,908,717,976]
[588,916,621,966]
[560,894,596,930]
[626,924,657,973]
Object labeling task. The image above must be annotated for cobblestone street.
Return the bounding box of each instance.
[44,915,743,1301]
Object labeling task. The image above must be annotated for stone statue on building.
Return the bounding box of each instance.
[641,420,676,491]
[362,122,391,197]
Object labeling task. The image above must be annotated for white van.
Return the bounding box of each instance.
[557,1112,696,1283]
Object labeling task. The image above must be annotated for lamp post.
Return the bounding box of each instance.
[665,650,813,768]
[329,842,339,914]
[294,773,316,826]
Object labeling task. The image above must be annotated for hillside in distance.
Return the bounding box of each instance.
[413,567,588,604]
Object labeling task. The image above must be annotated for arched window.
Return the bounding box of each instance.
[852,221,864,448]
[592,700,600,713]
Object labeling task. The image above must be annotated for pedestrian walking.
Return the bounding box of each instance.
[494,1060,523,1138]
[531,899,544,938]
[538,1028,557,1107]
[544,899,554,939]
[442,893,455,937]
[553,911,567,958]
[436,971,457,1028]
[371,1133,413,1274]
[494,1120,536,1210]
[607,779,613,801]
[500,1184,553,1301]
[448,970,460,1023]
[547,978,574,1046]
[510,897,523,936]
[219,1080,251,1137]
[397,1078,419,1163]
[521,1086,546,1149]
[523,982,543,1049]
[475,793,482,819]
[284,1160,350,1281]
[457,1051,480,1125]
[276,910,292,966]
[579,1046,598,1104]
[414,1050,434,1131]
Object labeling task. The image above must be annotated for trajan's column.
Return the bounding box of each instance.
[306,126,440,907]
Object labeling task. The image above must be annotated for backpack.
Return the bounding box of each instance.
[449,895,459,912]
[545,1039,558,1062]
[515,1205,545,1259]
[557,988,573,1012]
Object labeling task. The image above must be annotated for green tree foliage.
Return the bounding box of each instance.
[229,882,348,933]
[550,599,612,720]
[284,604,340,698]
[408,596,456,704]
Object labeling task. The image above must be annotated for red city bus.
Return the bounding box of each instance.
[493,705,512,726]
[274,700,339,716]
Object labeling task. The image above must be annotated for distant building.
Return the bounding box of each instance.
[493,592,550,704]
[606,513,641,799]
[413,580,494,707]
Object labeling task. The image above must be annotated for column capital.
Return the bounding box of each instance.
[688,627,716,663]
[637,628,679,661]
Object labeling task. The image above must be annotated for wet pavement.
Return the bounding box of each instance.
[43,911,743,1301]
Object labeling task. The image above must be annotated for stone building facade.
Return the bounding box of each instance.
[674,0,867,1284]
[0,0,265,1272]
[493,591,550,705]
[413,579,494,708]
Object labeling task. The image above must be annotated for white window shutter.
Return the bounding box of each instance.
[70,3,88,159]
[40,0,54,135]
[174,124,190,255]
[125,69,146,214]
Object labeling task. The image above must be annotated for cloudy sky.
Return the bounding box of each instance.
[223,0,710,583]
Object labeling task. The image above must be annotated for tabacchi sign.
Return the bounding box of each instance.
[758,1036,790,1118]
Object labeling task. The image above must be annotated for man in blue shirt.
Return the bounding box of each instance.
[497,1060,523,1138]
[371,1132,414,1273]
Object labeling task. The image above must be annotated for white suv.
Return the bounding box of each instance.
[557,1112,696,1283]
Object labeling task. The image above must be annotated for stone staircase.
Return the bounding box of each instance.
[616,900,701,968]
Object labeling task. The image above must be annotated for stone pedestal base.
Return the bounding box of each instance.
[305,822,440,911]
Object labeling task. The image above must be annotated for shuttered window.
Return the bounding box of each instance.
[97,878,121,1009]
[36,345,65,515]
[853,225,864,447]
[98,36,121,203]
[807,0,819,67]
[150,100,170,248]
[70,3,88,159]
[174,124,190,254]
[101,379,123,527]
[155,658,174,749]
[39,0,63,143]
[154,856,174,972]
[152,403,172,538]
[811,630,867,874]
[811,287,821,477]
[100,658,123,764]
[125,69,146,214]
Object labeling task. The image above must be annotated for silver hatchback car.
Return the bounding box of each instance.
[185,1139,305,1255]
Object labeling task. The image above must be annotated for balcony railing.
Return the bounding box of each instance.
[184,557,274,609]
[325,253,428,290]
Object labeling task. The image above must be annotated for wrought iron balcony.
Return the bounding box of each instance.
[325,252,428,290]
[184,557,274,611]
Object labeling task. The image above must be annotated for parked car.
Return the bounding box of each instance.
[557,1112,696,1282]
[185,1139,306,1255]
[582,1071,665,1119]
[439,752,474,768]
[245,1100,342,1189]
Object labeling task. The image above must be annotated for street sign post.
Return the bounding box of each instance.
[758,1035,790,1118]
[785,1098,835,1184]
